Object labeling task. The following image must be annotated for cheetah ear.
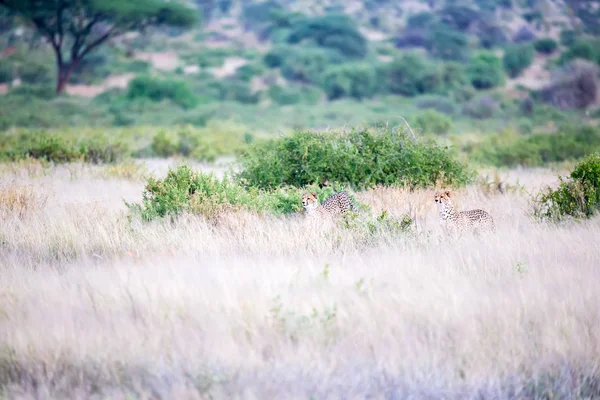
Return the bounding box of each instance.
[311,192,317,197]
[445,190,451,197]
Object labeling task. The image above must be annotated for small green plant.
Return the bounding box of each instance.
[503,44,535,78]
[127,75,199,109]
[151,131,177,158]
[468,52,505,89]
[534,153,600,221]
[534,38,558,54]
[414,109,453,135]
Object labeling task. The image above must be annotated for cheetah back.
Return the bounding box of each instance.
[319,192,354,216]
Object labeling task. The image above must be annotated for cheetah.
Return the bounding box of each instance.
[301,191,355,218]
[434,190,495,237]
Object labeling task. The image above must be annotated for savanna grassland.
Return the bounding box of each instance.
[1,153,599,399]
[2,0,600,397]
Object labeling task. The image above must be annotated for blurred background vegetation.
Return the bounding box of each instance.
[0,0,599,169]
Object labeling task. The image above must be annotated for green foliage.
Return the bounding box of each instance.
[428,23,470,61]
[263,46,293,68]
[322,63,377,100]
[462,95,498,119]
[414,109,453,135]
[503,44,535,78]
[468,52,505,89]
[127,165,309,221]
[534,38,558,54]
[535,153,600,220]
[0,131,128,164]
[287,15,368,59]
[415,95,457,115]
[440,5,479,31]
[379,53,442,96]
[151,131,178,157]
[406,12,435,29]
[560,38,600,65]
[559,29,577,46]
[127,75,199,109]
[468,127,600,167]
[268,84,322,105]
[238,127,472,189]
[0,61,12,83]
[280,47,342,84]
[235,63,265,82]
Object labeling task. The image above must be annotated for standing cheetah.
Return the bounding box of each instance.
[302,191,355,218]
[434,190,495,237]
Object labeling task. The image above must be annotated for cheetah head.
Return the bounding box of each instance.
[301,192,319,211]
[434,190,452,209]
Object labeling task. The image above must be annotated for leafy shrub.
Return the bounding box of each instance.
[322,63,378,100]
[379,53,442,96]
[127,75,199,109]
[8,84,55,99]
[439,5,479,31]
[151,131,178,157]
[535,153,600,220]
[238,127,472,189]
[559,29,577,46]
[462,95,499,119]
[242,0,282,27]
[559,38,600,65]
[263,46,294,68]
[468,52,505,89]
[127,165,318,221]
[0,131,128,164]
[415,95,456,115]
[0,61,12,83]
[287,15,368,59]
[469,127,600,167]
[534,38,558,54]
[503,43,535,77]
[428,23,470,61]
[414,110,453,135]
[406,12,435,29]
[268,84,321,105]
[19,61,53,84]
[235,63,265,82]
[280,47,334,84]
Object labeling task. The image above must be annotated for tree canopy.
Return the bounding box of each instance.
[0,0,197,93]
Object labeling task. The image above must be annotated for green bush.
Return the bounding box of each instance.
[263,46,294,68]
[19,61,53,84]
[287,15,368,59]
[534,38,558,54]
[503,44,535,77]
[127,75,199,109]
[280,47,338,84]
[415,95,457,115]
[0,61,13,83]
[151,131,178,157]
[535,153,600,220]
[268,84,321,105]
[322,63,378,100]
[235,63,265,82]
[127,164,310,221]
[379,53,442,96]
[238,127,472,189]
[468,127,600,167]
[468,52,505,89]
[0,131,129,164]
[414,109,453,135]
[559,38,600,65]
[428,23,470,61]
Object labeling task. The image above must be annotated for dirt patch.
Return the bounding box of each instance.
[209,57,248,78]
[507,54,552,91]
[65,73,134,98]
[134,51,179,71]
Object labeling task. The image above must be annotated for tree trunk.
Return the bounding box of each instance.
[56,62,76,95]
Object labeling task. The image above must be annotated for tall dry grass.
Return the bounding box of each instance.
[0,162,599,399]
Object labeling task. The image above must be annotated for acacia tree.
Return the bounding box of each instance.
[0,0,196,94]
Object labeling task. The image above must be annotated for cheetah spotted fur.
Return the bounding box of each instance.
[434,190,495,237]
[302,191,355,218]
